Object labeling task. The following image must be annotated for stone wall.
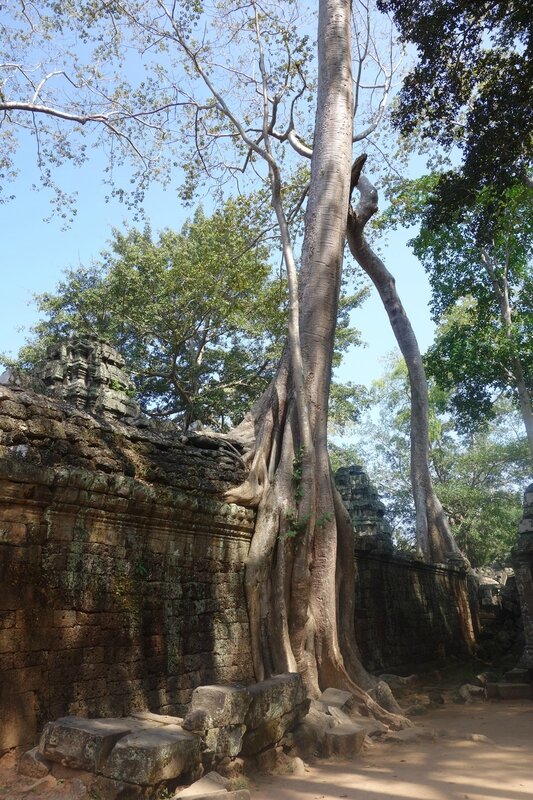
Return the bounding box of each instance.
[354,550,475,674]
[0,385,255,755]
[0,373,479,754]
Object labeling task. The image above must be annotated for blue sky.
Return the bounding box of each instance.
[1,151,434,389]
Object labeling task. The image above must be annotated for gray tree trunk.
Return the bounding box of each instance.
[347,173,462,563]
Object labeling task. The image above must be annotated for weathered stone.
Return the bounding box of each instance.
[240,703,309,756]
[244,673,307,729]
[39,717,139,771]
[495,682,533,700]
[17,746,52,778]
[204,725,246,758]
[183,686,252,731]
[90,775,148,799]
[321,724,366,758]
[130,712,184,726]
[215,757,245,780]
[177,770,228,797]
[335,464,393,550]
[318,688,354,712]
[101,725,201,785]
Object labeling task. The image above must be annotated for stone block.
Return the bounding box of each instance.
[39,716,138,771]
[244,673,306,730]
[183,686,251,731]
[254,746,290,774]
[496,683,533,700]
[320,723,366,758]
[17,746,52,778]
[503,667,531,684]
[177,770,228,797]
[130,712,184,726]
[90,775,148,799]
[318,688,354,712]
[486,682,500,699]
[240,703,308,756]
[101,725,201,785]
[204,725,246,758]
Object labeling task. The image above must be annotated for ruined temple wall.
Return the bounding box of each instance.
[0,383,478,754]
[0,386,255,754]
[354,550,474,674]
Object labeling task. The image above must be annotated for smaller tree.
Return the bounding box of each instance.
[12,201,285,430]
[11,199,367,432]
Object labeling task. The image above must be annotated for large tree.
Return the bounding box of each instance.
[2,0,464,722]
[10,202,287,431]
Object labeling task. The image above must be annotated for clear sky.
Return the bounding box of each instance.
[0,148,434,389]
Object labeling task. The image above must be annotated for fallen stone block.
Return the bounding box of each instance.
[497,682,533,700]
[130,712,184,726]
[318,688,354,712]
[502,668,531,684]
[240,703,308,756]
[17,746,52,778]
[253,745,293,774]
[177,770,228,797]
[183,687,252,732]
[101,725,201,785]
[39,717,140,772]
[320,723,366,758]
[241,674,309,756]
[204,725,246,758]
[244,673,307,730]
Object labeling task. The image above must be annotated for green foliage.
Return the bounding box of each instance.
[382,178,533,431]
[377,0,533,208]
[328,441,364,475]
[354,358,530,565]
[14,200,286,430]
[11,194,367,432]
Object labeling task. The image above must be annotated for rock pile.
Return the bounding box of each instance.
[17,673,320,799]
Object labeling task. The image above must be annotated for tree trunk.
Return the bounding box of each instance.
[347,173,463,564]
[225,0,409,728]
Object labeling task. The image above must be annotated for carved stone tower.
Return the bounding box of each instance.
[38,335,140,420]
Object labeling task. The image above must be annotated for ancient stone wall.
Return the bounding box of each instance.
[1,372,478,755]
[0,385,255,755]
[353,550,474,674]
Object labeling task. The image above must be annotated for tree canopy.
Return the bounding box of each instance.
[382,176,533,454]
[11,199,367,431]
[377,0,533,213]
[13,201,288,430]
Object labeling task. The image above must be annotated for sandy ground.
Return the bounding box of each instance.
[252,701,533,800]
[1,700,532,800]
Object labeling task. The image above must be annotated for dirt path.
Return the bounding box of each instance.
[251,701,533,800]
[1,700,532,800]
